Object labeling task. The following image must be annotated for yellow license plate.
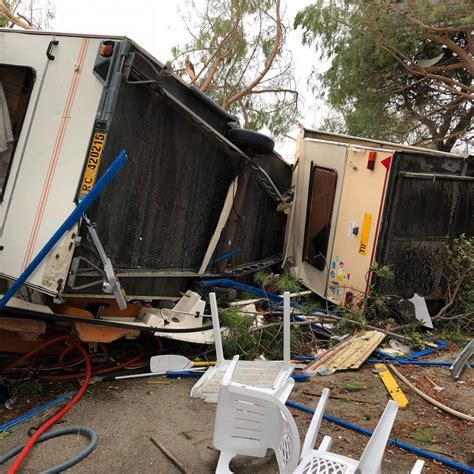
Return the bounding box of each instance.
[80,132,106,195]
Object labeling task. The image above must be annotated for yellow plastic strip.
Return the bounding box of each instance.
[192,361,216,367]
[358,212,372,255]
[374,363,409,409]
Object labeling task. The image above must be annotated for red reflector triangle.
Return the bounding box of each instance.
[381,156,392,169]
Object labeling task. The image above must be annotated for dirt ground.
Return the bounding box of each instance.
[0,348,472,473]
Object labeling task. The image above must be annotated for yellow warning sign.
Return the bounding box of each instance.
[358,213,372,255]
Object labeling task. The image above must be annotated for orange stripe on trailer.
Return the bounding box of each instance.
[22,38,88,269]
[22,38,89,271]
[29,38,89,252]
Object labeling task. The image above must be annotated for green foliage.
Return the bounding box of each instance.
[336,308,368,332]
[220,306,304,360]
[437,327,469,348]
[254,270,302,294]
[370,262,395,282]
[342,380,364,392]
[275,272,301,293]
[407,331,426,350]
[220,306,256,356]
[295,0,473,151]
[171,0,299,137]
[254,269,274,288]
[435,235,474,332]
[412,429,433,444]
[336,262,396,331]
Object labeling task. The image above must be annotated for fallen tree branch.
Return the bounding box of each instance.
[150,436,189,474]
[389,364,474,423]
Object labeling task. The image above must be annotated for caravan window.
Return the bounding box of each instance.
[0,65,35,199]
[303,164,337,271]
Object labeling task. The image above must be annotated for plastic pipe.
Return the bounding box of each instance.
[0,149,128,309]
[7,340,92,474]
[0,391,76,432]
[0,426,96,473]
[286,400,474,473]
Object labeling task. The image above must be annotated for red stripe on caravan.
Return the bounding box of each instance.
[22,38,90,271]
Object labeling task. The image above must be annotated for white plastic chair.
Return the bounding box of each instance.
[191,292,294,402]
[295,393,424,474]
[213,365,425,474]
[213,355,300,473]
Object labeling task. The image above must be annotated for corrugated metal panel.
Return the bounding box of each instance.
[305,330,386,373]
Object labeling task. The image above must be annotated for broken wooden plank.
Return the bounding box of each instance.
[305,330,386,373]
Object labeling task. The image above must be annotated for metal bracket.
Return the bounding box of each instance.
[70,215,127,310]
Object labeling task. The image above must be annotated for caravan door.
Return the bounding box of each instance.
[286,137,347,298]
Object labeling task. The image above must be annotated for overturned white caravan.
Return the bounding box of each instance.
[0,29,472,345]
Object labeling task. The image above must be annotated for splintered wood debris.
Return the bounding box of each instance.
[305,330,386,373]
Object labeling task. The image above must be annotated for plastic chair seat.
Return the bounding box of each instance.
[295,451,358,474]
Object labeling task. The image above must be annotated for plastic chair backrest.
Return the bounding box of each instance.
[209,291,292,366]
[210,292,225,365]
[213,356,300,473]
[356,400,399,473]
[300,388,330,460]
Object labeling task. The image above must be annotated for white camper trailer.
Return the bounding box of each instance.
[286,130,473,306]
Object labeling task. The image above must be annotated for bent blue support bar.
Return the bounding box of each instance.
[0,149,128,310]
[0,391,76,432]
[286,400,474,473]
[202,278,283,303]
[213,248,242,265]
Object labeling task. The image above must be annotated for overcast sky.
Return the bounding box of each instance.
[50,0,325,159]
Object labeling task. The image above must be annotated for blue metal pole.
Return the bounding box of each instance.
[0,149,128,309]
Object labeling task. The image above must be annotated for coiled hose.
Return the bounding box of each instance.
[3,338,94,473]
[0,426,97,473]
